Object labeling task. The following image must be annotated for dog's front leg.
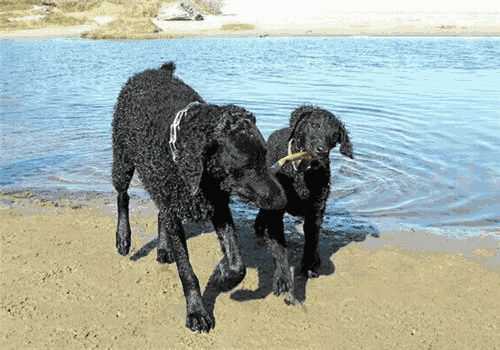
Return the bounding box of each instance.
[211,199,246,292]
[302,212,324,278]
[161,209,213,332]
[264,209,294,298]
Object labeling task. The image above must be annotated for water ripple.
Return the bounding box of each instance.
[1,37,499,236]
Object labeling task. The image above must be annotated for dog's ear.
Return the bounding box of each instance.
[290,106,314,129]
[338,123,353,159]
[172,105,208,196]
[289,106,314,146]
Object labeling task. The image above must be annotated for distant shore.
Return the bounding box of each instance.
[0,0,500,39]
[1,190,499,348]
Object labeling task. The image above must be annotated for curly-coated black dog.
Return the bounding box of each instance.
[112,62,286,332]
[254,106,353,295]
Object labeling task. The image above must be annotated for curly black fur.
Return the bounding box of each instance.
[254,105,353,293]
[111,62,286,333]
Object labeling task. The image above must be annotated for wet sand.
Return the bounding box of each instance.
[1,191,499,349]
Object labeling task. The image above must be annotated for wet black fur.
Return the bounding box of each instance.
[112,62,285,333]
[254,106,353,294]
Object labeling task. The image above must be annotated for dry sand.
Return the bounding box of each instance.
[1,0,499,38]
[1,191,499,349]
[154,0,500,37]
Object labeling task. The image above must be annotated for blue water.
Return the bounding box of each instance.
[1,37,499,236]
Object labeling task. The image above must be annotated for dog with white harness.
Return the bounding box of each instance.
[111,62,286,333]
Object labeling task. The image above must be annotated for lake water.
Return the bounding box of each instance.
[1,37,499,237]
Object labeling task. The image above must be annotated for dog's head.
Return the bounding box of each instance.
[171,103,286,210]
[289,105,353,160]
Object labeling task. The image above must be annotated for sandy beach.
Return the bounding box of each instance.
[2,2,499,348]
[1,191,499,349]
[0,0,499,39]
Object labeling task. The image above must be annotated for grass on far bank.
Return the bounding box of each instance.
[0,0,90,31]
[0,0,165,36]
[80,0,166,39]
[1,0,224,38]
[81,17,160,39]
[0,0,39,12]
[221,23,256,31]
[0,8,86,31]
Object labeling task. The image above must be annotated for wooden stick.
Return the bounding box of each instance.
[271,151,312,172]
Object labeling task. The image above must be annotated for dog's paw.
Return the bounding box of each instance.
[116,238,130,256]
[273,273,291,296]
[301,256,321,278]
[305,269,320,278]
[156,248,174,264]
[186,310,214,333]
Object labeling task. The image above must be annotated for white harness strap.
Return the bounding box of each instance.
[169,101,201,162]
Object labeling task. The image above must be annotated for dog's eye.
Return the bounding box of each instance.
[311,122,321,129]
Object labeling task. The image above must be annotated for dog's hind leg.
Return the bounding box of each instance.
[112,146,135,256]
[211,198,247,292]
[301,213,323,278]
[157,212,175,264]
[161,209,213,333]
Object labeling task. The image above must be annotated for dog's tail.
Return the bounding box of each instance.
[160,61,176,78]
[339,122,353,159]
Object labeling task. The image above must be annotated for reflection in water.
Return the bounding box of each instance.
[1,37,499,236]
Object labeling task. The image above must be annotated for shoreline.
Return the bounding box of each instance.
[2,28,500,40]
[1,188,499,245]
[1,191,499,348]
[1,190,499,267]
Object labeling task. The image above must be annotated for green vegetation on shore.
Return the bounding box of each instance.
[81,0,165,39]
[81,17,160,40]
[0,0,86,31]
[221,23,255,31]
[0,0,222,38]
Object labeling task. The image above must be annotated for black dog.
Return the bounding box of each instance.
[112,62,286,332]
[254,106,353,295]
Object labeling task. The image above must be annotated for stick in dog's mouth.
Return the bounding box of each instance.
[271,151,312,173]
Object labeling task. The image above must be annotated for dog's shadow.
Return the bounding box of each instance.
[228,210,380,304]
[129,221,211,262]
[129,209,379,318]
